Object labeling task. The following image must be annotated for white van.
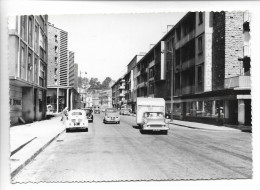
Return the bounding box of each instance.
[136,97,169,134]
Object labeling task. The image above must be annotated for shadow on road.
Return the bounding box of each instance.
[139,130,167,135]
[66,128,88,133]
[132,125,141,129]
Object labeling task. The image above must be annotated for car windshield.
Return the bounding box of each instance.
[71,112,83,116]
[106,109,117,113]
[143,112,164,118]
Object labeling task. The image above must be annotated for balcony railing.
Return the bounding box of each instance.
[119,85,125,90]
[224,75,251,89]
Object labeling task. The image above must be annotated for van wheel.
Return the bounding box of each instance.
[163,131,168,135]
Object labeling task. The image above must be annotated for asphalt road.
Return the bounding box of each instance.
[12,113,252,182]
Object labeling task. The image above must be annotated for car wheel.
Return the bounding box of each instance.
[118,121,120,124]
[66,128,70,133]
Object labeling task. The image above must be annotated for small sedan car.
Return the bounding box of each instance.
[65,109,88,132]
[103,108,120,124]
[120,108,131,116]
[82,108,93,123]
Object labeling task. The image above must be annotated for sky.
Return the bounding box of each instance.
[49,13,186,82]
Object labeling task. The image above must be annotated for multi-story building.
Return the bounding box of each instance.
[69,51,78,90]
[166,11,251,129]
[8,15,48,125]
[111,77,126,108]
[47,23,81,112]
[120,11,251,129]
[99,89,113,110]
[124,55,144,112]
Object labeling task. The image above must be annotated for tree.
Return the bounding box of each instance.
[78,76,89,88]
[89,77,101,88]
[101,77,112,89]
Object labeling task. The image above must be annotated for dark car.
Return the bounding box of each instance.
[82,108,94,123]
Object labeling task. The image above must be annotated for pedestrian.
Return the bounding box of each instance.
[61,107,68,121]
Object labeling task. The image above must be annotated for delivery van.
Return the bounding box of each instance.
[136,97,169,134]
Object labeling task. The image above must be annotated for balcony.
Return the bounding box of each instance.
[224,75,251,89]
[119,85,125,90]
[119,93,124,97]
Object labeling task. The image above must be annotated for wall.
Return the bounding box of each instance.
[47,25,60,86]
[22,87,34,123]
[212,12,225,91]
[9,85,22,125]
[224,12,244,78]
[8,36,19,77]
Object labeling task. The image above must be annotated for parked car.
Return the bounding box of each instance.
[94,106,100,114]
[65,109,88,132]
[82,108,93,123]
[103,108,120,124]
[120,108,131,116]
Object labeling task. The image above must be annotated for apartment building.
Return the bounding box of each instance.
[111,77,126,108]
[129,11,251,128]
[124,55,144,112]
[99,89,113,110]
[8,15,48,125]
[47,23,81,112]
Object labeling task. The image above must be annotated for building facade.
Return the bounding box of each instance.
[8,15,48,125]
[111,77,126,109]
[115,11,251,129]
[99,89,113,110]
[47,23,81,112]
[124,55,144,112]
[166,12,251,128]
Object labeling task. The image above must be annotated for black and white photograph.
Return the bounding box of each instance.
[1,1,260,190]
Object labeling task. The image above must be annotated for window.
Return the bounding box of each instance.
[39,62,45,87]
[34,23,39,53]
[20,16,26,41]
[28,16,33,47]
[198,36,203,54]
[55,46,58,53]
[12,99,22,106]
[27,52,33,82]
[55,34,58,42]
[34,56,38,84]
[199,12,203,25]
[20,46,26,80]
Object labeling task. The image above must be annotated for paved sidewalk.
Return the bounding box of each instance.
[10,114,65,178]
[170,120,240,131]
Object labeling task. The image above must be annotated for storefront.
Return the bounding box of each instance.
[166,89,251,128]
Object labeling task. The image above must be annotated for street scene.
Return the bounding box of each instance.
[12,113,252,182]
[8,11,252,182]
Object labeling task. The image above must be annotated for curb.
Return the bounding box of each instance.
[169,122,240,131]
[11,129,65,179]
